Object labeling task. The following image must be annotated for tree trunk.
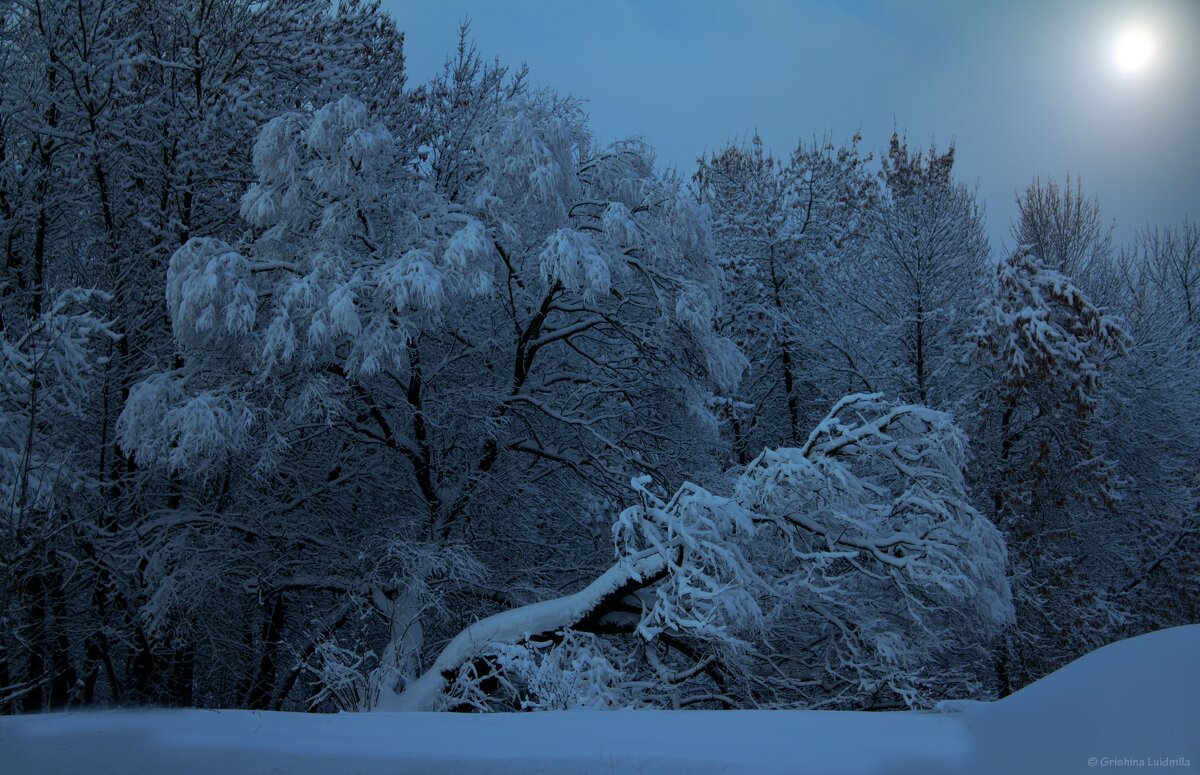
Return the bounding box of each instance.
[244,594,287,710]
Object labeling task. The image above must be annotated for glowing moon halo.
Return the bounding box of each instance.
[1113,26,1155,75]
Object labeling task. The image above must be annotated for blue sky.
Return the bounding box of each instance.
[382,0,1200,251]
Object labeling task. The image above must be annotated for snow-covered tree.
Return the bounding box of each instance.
[695,133,874,462]
[0,291,115,709]
[970,182,1197,692]
[383,395,1012,712]
[0,0,417,710]
[118,31,742,710]
[971,246,1128,692]
[847,133,990,409]
[1013,176,1113,281]
[1095,224,1199,641]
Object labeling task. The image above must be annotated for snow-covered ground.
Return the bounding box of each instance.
[3,625,1196,775]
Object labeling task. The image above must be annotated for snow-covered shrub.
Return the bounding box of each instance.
[303,639,376,712]
[440,630,630,711]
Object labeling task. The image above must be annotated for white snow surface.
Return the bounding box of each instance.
[3,625,1196,775]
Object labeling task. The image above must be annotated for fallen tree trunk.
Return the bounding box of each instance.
[379,552,669,712]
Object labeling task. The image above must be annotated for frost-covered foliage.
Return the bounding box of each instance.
[302,639,375,712]
[397,395,1011,712]
[166,238,258,354]
[119,374,256,476]
[0,0,420,712]
[614,476,763,646]
[0,291,116,708]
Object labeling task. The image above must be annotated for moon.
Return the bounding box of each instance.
[1112,26,1155,75]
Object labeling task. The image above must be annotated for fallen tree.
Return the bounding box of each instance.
[373,394,1014,711]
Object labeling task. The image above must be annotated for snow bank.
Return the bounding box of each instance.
[944,623,1200,774]
[2,625,1195,775]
